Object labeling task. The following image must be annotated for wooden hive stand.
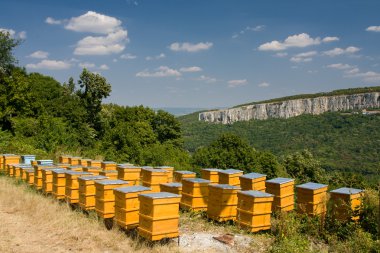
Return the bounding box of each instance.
[52,169,68,200]
[329,187,363,221]
[240,172,267,191]
[180,178,210,211]
[265,177,295,212]
[78,175,108,211]
[218,169,244,186]
[65,171,93,204]
[296,182,328,216]
[207,184,241,222]
[237,190,274,232]
[160,182,182,195]
[141,168,168,192]
[200,168,221,184]
[155,166,174,182]
[173,170,196,183]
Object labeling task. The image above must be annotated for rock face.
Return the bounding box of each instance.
[199,92,380,124]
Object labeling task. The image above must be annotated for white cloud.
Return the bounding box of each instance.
[179,66,202,72]
[28,50,49,59]
[322,36,339,42]
[64,11,121,34]
[120,53,137,60]
[145,53,165,61]
[136,66,181,78]
[99,64,109,70]
[0,28,26,39]
[78,62,96,68]
[366,26,380,32]
[344,68,380,83]
[323,46,360,57]
[326,63,355,70]
[258,82,270,87]
[18,31,27,39]
[197,75,217,83]
[232,25,265,38]
[274,52,288,57]
[45,17,62,25]
[26,60,71,70]
[290,51,317,63]
[169,42,213,52]
[228,79,247,88]
[258,33,322,51]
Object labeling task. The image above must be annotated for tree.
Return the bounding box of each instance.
[152,110,182,146]
[0,30,21,75]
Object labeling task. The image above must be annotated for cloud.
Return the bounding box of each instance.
[64,11,121,34]
[120,53,137,60]
[78,62,96,68]
[99,64,109,70]
[232,25,265,38]
[366,26,380,32]
[26,59,71,70]
[28,50,49,59]
[228,79,247,88]
[179,66,202,72]
[258,82,270,87]
[344,68,380,83]
[290,51,317,62]
[145,53,165,61]
[0,28,26,39]
[45,17,62,25]
[323,46,360,57]
[197,75,217,83]
[322,36,339,42]
[169,42,213,52]
[274,52,288,57]
[136,66,181,78]
[326,63,355,70]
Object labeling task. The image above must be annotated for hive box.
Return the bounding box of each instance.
[200,168,221,184]
[237,190,274,232]
[160,183,182,195]
[265,177,295,212]
[296,182,328,216]
[24,168,35,186]
[155,166,174,182]
[207,184,241,221]
[114,186,151,229]
[180,178,210,211]
[14,164,32,179]
[34,164,56,190]
[79,159,91,167]
[3,155,20,171]
[52,169,68,200]
[173,170,196,183]
[20,165,33,181]
[68,157,81,166]
[36,160,54,165]
[330,187,363,221]
[88,160,102,167]
[218,169,244,186]
[54,163,71,169]
[65,171,92,204]
[0,154,15,171]
[78,175,108,211]
[21,155,36,165]
[42,167,64,194]
[101,161,117,171]
[99,170,118,180]
[141,168,168,192]
[138,192,181,241]
[240,172,267,191]
[117,165,142,185]
[95,179,130,219]
[59,155,71,164]
[83,166,102,175]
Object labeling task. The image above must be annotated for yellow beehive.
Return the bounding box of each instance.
[240,172,266,191]
[207,184,241,221]
[20,166,33,181]
[65,171,92,204]
[141,168,168,192]
[3,155,20,171]
[41,167,60,194]
[31,160,38,166]
[265,178,295,212]
[160,183,182,195]
[236,190,274,232]
[59,155,71,164]
[114,186,151,229]
[7,164,18,176]
[99,170,118,180]
[95,179,130,219]
[68,156,81,166]
[117,165,142,185]
[155,166,174,182]
[180,178,210,211]
[14,164,30,179]
[173,170,196,183]
[101,161,117,171]
[83,166,102,175]
[88,160,102,167]
[138,192,181,241]
[54,163,71,169]
[34,165,56,190]
[200,168,221,184]
[78,175,108,211]
[218,169,244,186]
[330,187,363,221]
[79,158,91,167]
[24,168,35,186]
[67,165,83,172]
[296,182,328,216]
[52,169,68,200]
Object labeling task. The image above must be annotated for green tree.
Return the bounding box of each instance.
[0,30,21,75]
[152,110,182,146]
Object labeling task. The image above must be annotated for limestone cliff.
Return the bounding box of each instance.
[199,92,380,124]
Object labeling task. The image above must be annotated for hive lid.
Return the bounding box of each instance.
[296,182,328,190]
[25,168,35,172]
[101,161,116,164]
[155,166,174,169]
[142,168,167,173]
[175,170,196,175]
[210,184,241,190]
[141,166,154,169]
[240,172,266,179]
[201,168,221,172]
[139,192,180,199]
[64,171,92,175]
[51,168,67,173]
[78,175,108,181]
[55,163,70,166]
[114,186,151,193]
[95,179,127,185]
[37,160,54,163]
[266,177,294,184]
[18,164,33,168]
[161,182,182,187]
[182,178,210,183]
[239,190,274,198]
[118,165,140,169]
[118,163,134,166]
[330,187,363,195]
[2,154,16,156]
[70,156,82,159]
[21,155,36,158]
[68,165,82,169]
[219,169,243,174]
[101,170,118,173]
[90,160,102,163]
[86,166,102,170]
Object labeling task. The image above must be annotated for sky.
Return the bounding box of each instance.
[1,0,380,108]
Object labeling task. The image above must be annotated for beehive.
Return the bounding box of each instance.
[296,182,328,216]
[218,169,244,186]
[173,170,196,183]
[207,184,241,221]
[95,179,130,219]
[138,192,181,241]
[42,167,62,194]
[14,165,32,179]
[117,165,141,185]
[0,154,14,171]
[54,163,71,169]
[3,155,20,171]
[200,168,221,184]
[236,190,274,232]
[31,160,38,166]
[24,168,35,186]
[68,157,81,166]
[239,172,266,191]
[88,160,102,167]
[65,171,92,204]
[160,183,182,195]
[101,161,117,171]
[83,166,102,175]
[34,165,56,190]
[6,164,15,176]
[52,169,68,200]
[10,164,22,178]
[330,187,363,221]
[78,175,108,211]
[181,178,210,211]
[79,159,91,167]
[21,155,36,165]
[265,177,295,212]
[67,165,83,172]
[59,155,71,164]
[36,160,54,165]
[155,166,174,182]
[141,168,168,192]
[114,186,151,229]
[20,165,33,181]
[99,170,118,180]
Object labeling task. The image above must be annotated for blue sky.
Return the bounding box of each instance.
[1,0,380,108]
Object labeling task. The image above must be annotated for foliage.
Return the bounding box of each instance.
[0,30,21,75]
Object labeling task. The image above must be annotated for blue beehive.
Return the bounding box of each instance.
[21,155,36,165]
[37,159,54,165]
